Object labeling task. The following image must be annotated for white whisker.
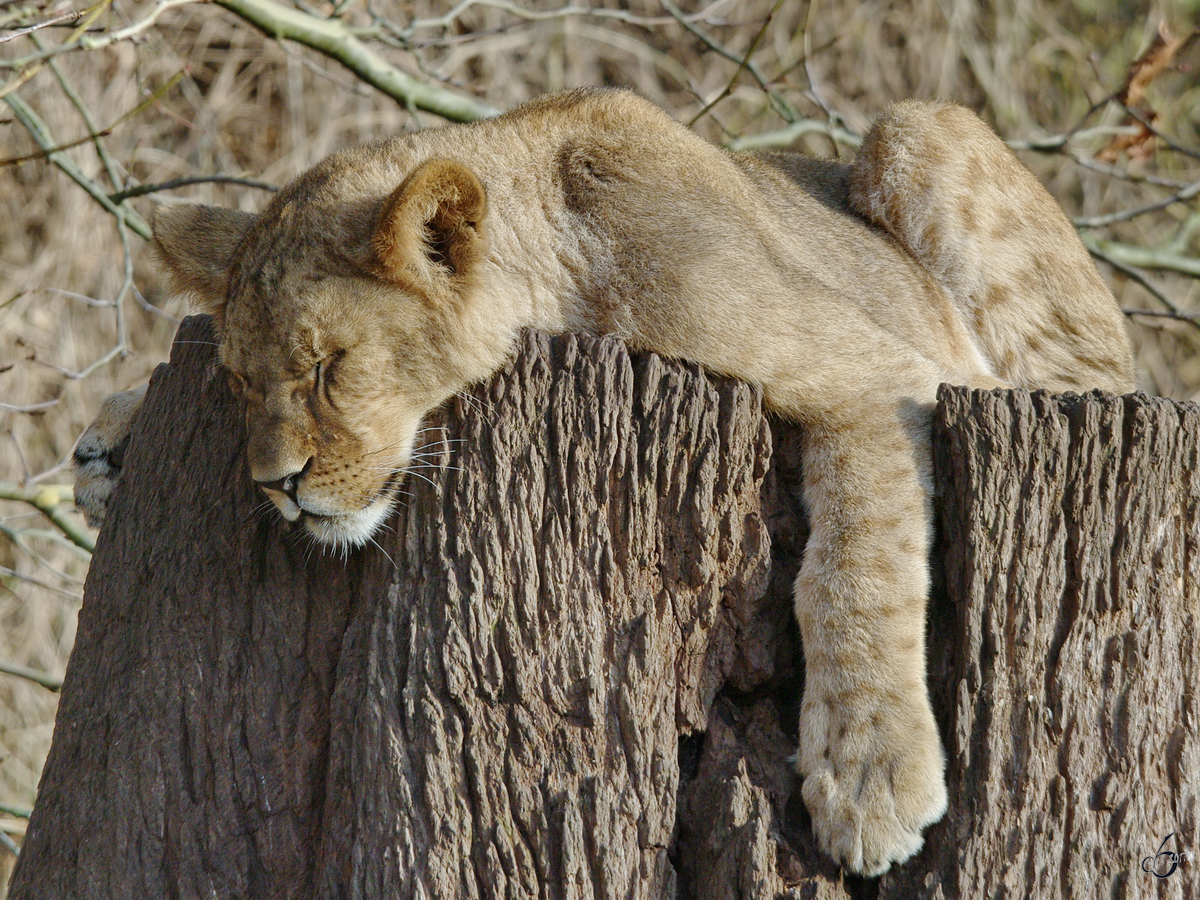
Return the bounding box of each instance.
[412,463,462,474]
[406,469,441,490]
[368,534,397,569]
[455,389,496,423]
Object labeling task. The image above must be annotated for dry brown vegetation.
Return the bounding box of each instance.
[1,0,1198,890]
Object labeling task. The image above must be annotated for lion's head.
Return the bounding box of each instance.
[154,156,507,550]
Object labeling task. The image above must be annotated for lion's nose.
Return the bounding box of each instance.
[255,458,313,518]
[257,472,301,504]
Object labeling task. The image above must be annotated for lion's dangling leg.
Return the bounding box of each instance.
[792,401,949,875]
[759,328,952,875]
[849,101,1134,394]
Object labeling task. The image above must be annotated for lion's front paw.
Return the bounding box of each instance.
[72,385,147,527]
[797,690,948,876]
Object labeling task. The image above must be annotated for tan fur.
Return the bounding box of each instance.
[73,89,1135,875]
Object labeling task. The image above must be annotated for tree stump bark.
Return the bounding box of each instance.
[903,387,1199,900]
[9,317,1197,899]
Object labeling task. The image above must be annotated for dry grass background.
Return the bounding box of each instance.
[1,0,1198,889]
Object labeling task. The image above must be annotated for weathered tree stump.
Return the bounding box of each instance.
[907,387,1199,900]
[9,317,1197,899]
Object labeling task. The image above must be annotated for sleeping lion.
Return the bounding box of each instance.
[74,88,1134,875]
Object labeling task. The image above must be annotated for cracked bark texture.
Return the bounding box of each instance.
[893,387,1199,900]
[10,317,1198,899]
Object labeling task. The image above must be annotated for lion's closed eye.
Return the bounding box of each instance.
[316,349,347,405]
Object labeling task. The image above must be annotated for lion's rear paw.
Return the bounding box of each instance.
[72,385,146,527]
[797,692,948,876]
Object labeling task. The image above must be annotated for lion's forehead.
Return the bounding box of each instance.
[222,311,315,377]
[222,276,369,372]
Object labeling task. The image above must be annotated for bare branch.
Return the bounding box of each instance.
[0,71,183,168]
[77,0,195,51]
[43,287,115,307]
[0,802,31,821]
[32,342,124,380]
[1084,238,1200,336]
[132,285,182,325]
[400,0,736,36]
[662,0,798,127]
[1119,103,1200,163]
[212,0,498,122]
[0,523,93,569]
[26,455,76,487]
[663,0,770,91]
[0,7,87,45]
[1006,124,1142,153]
[0,481,95,553]
[0,0,110,79]
[726,117,861,151]
[1083,235,1200,278]
[3,94,151,239]
[1073,178,1200,228]
[0,829,19,859]
[0,565,82,601]
[1057,149,1194,190]
[1123,308,1200,322]
[0,399,59,413]
[36,32,124,188]
[1004,119,1198,320]
[0,658,62,693]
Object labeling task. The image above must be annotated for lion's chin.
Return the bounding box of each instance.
[300,492,396,552]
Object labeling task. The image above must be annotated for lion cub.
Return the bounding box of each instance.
[74,89,1133,875]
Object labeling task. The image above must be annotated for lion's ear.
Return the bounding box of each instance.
[152,205,255,324]
[374,159,488,301]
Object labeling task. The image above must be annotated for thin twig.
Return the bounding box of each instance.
[664,0,797,127]
[1122,103,1200,163]
[78,0,193,51]
[0,481,95,553]
[44,287,114,307]
[1058,91,1116,146]
[401,0,735,37]
[0,565,83,600]
[27,454,76,487]
[726,116,861,152]
[0,659,63,692]
[0,829,19,858]
[1006,124,1142,153]
[1058,149,1193,190]
[0,71,183,168]
[0,7,86,44]
[1084,236,1200,278]
[0,399,58,413]
[800,0,832,120]
[34,31,124,189]
[212,0,498,122]
[1124,308,1200,322]
[32,342,124,380]
[132,285,182,324]
[3,94,150,239]
[0,522,94,566]
[662,0,771,92]
[1073,178,1200,229]
[685,0,791,127]
[114,217,133,360]
[1083,237,1200,335]
[0,0,110,79]
[0,802,31,820]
